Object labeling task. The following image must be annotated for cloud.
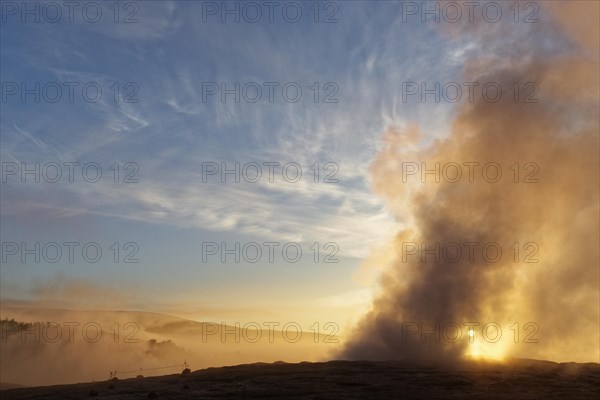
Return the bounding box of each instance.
[2,275,127,312]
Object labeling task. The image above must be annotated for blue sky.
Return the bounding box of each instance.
[1,1,547,327]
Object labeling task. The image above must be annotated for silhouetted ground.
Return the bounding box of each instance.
[2,359,599,399]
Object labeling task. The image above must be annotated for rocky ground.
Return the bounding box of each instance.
[2,359,599,399]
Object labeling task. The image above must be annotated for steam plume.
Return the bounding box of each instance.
[342,2,599,363]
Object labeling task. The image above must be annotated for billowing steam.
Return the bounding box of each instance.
[342,2,599,363]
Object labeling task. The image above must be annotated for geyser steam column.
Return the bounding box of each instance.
[340,1,599,364]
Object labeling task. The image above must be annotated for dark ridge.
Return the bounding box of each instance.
[2,359,598,399]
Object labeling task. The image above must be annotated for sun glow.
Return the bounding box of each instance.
[464,336,510,362]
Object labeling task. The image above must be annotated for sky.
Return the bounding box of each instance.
[0,1,452,327]
[1,0,598,354]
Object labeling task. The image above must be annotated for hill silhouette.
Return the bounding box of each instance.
[2,359,598,399]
